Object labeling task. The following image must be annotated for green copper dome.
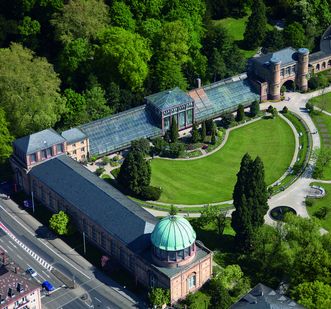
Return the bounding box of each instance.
[151,215,196,251]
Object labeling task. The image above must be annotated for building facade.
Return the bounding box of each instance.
[61,128,89,161]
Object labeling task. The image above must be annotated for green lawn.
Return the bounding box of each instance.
[310,92,331,113]
[213,14,274,59]
[307,182,331,231]
[151,117,295,204]
[310,111,331,179]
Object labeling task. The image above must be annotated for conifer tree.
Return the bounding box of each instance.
[201,121,206,142]
[118,150,151,195]
[170,116,178,143]
[211,124,216,145]
[236,104,245,122]
[191,122,200,143]
[250,101,260,117]
[231,153,268,251]
[244,0,267,49]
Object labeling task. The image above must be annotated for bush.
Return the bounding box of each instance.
[220,113,235,128]
[111,168,120,179]
[313,206,329,219]
[305,102,314,113]
[102,156,111,165]
[282,106,288,114]
[292,162,302,175]
[152,137,167,155]
[90,155,98,162]
[140,186,162,201]
[267,105,274,113]
[305,198,314,207]
[131,138,150,155]
[95,167,105,176]
[165,142,185,158]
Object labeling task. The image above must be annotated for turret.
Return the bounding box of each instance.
[296,48,309,92]
[269,57,281,100]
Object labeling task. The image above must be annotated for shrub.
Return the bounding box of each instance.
[220,113,234,128]
[131,138,150,155]
[313,206,329,219]
[102,156,111,165]
[267,105,274,113]
[308,75,319,90]
[305,198,314,207]
[166,142,185,158]
[95,167,105,176]
[292,162,302,175]
[305,102,314,113]
[90,155,98,162]
[140,186,162,201]
[152,137,167,155]
[282,106,288,114]
[111,168,120,179]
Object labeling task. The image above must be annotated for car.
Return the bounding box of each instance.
[42,281,54,292]
[26,267,37,277]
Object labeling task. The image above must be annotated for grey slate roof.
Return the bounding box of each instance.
[13,129,65,155]
[79,105,162,156]
[30,155,157,251]
[61,128,86,144]
[230,283,305,309]
[145,87,193,111]
[253,47,298,67]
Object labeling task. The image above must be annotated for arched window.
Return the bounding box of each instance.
[316,63,320,71]
[328,60,331,67]
[187,273,197,290]
[322,62,326,69]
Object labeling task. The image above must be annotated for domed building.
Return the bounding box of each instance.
[138,215,212,303]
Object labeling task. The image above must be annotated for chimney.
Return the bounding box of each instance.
[196,78,201,88]
[17,283,24,293]
[8,288,15,298]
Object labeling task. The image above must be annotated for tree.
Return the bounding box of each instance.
[283,22,306,49]
[97,27,152,92]
[170,116,179,143]
[118,150,151,195]
[220,113,234,128]
[201,122,206,142]
[267,105,274,113]
[231,154,268,250]
[263,28,284,53]
[0,108,13,163]
[244,0,267,49]
[205,119,214,135]
[209,48,226,82]
[211,125,216,145]
[208,278,232,309]
[250,101,260,117]
[83,86,112,120]
[282,106,289,114]
[148,288,170,308]
[292,281,331,309]
[191,122,200,143]
[51,0,110,44]
[49,211,70,235]
[236,104,244,122]
[110,1,135,31]
[131,138,150,156]
[200,205,227,236]
[0,43,65,136]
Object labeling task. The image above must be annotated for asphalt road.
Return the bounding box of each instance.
[0,199,142,309]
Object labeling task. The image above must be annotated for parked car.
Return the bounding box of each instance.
[26,267,37,277]
[42,281,54,291]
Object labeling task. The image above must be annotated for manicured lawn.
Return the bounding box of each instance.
[310,92,331,113]
[307,182,331,231]
[151,117,295,204]
[310,111,331,179]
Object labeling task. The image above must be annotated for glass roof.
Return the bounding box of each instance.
[79,105,161,155]
[191,76,260,122]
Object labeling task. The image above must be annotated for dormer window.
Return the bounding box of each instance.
[41,149,47,160]
[30,153,36,163]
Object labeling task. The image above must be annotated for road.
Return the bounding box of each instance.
[0,197,143,309]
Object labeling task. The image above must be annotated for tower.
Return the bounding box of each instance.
[296,48,309,92]
[269,57,281,100]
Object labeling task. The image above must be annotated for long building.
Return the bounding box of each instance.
[10,138,212,304]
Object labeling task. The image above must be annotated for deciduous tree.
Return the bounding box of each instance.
[0,108,13,163]
[236,104,245,122]
[0,43,65,136]
[49,211,70,235]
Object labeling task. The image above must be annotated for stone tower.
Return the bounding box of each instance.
[296,48,309,92]
[269,57,281,100]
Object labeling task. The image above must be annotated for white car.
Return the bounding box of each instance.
[26,267,37,277]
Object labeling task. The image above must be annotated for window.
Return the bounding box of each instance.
[164,116,170,130]
[187,109,193,125]
[188,273,196,289]
[72,143,76,147]
[46,147,52,157]
[30,153,36,163]
[101,234,106,248]
[73,150,77,154]
[41,149,47,160]
[56,144,63,153]
[81,147,85,152]
[81,141,85,144]
[179,111,186,128]
[149,272,157,287]
[169,251,176,261]
[280,68,285,77]
[81,154,86,159]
